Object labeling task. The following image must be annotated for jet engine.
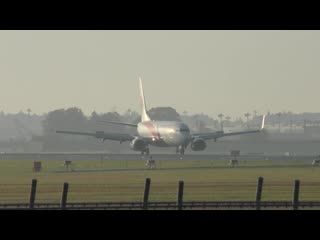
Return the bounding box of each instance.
[190,138,207,151]
[130,138,148,151]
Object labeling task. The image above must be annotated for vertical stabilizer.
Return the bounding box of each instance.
[139,77,151,122]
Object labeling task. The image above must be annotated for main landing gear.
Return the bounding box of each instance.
[141,148,150,156]
[176,145,185,159]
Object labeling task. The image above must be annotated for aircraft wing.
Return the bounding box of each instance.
[191,129,261,141]
[191,115,265,141]
[56,130,135,142]
[98,120,137,127]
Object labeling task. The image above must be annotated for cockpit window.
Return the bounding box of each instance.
[180,128,190,132]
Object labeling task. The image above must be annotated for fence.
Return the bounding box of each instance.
[0,177,320,209]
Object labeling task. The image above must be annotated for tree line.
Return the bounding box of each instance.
[1,107,320,151]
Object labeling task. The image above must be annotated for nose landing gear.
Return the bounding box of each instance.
[176,145,185,159]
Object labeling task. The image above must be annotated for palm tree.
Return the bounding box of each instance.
[277,112,281,133]
[244,112,251,128]
[253,110,258,118]
[218,113,224,130]
[225,116,231,127]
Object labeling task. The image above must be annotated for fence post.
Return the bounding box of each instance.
[256,177,263,210]
[177,180,184,210]
[29,179,37,209]
[143,178,151,210]
[60,182,69,210]
[293,179,300,210]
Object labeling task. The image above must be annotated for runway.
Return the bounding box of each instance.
[0,152,316,161]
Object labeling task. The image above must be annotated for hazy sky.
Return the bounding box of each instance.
[0,30,319,119]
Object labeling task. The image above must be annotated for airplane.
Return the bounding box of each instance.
[56,78,265,156]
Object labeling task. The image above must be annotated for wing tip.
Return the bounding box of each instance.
[261,114,266,130]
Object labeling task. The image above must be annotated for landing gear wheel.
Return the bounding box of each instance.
[175,146,179,154]
[179,145,185,156]
[141,148,150,156]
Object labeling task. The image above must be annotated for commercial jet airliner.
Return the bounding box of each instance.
[56,78,265,156]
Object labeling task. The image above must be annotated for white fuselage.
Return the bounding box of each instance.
[137,121,191,147]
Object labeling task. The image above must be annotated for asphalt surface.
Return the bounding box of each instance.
[0,152,317,161]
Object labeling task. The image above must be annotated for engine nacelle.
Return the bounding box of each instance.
[130,138,148,151]
[190,138,207,151]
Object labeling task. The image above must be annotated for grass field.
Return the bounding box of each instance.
[0,158,319,203]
